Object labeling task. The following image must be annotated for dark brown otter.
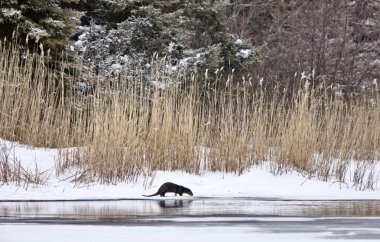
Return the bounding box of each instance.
[143,182,193,197]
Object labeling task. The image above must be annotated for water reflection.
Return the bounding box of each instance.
[0,199,380,223]
[297,200,380,217]
[159,199,193,209]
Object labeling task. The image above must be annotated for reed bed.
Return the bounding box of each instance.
[0,39,379,189]
[0,141,50,188]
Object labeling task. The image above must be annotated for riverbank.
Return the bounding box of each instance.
[0,139,379,201]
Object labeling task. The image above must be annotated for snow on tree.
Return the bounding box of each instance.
[75,0,262,85]
[0,0,261,89]
[0,0,84,59]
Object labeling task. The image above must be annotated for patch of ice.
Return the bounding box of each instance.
[0,225,327,242]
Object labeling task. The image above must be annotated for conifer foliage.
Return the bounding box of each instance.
[77,0,259,78]
[0,0,84,56]
[1,0,259,82]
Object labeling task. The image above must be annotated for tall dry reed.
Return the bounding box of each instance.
[0,39,379,189]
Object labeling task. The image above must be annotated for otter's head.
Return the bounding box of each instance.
[183,187,193,196]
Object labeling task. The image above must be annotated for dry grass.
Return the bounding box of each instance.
[0,142,50,188]
[1,39,379,189]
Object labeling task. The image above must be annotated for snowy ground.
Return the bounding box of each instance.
[1,139,380,242]
[0,139,380,201]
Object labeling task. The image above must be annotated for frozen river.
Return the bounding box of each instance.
[1,198,380,242]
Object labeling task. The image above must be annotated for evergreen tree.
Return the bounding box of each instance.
[76,0,261,82]
[0,0,84,58]
[1,0,261,85]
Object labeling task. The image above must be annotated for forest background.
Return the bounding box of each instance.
[0,0,379,188]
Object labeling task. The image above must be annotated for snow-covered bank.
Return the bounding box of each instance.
[0,139,379,201]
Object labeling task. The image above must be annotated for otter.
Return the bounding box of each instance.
[143,182,193,197]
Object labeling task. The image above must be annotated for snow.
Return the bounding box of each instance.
[1,8,21,18]
[236,49,252,59]
[179,57,192,66]
[76,40,85,48]
[0,139,379,201]
[348,1,357,6]
[372,59,380,66]
[1,139,380,242]
[168,41,175,53]
[27,28,50,42]
[111,63,122,70]
[365,19,376,26]
[178,53,205,68]
[78,33,87,40]
[43,18,65,28]
[235,39,244,45]
[148,80,171,89]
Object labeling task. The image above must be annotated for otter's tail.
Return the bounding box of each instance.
[142,192,159,197]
